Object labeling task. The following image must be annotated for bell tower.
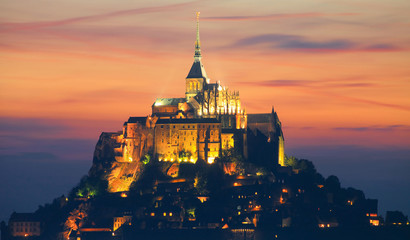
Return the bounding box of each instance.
[186,12,208,101]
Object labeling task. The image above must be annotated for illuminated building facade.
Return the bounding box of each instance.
[113,215,132,231]
[8,213,41,237]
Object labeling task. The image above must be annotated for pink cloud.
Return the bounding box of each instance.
[202,12,359,21]
[0,1,196,33]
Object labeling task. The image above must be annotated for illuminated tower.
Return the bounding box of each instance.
[186,12,208,101]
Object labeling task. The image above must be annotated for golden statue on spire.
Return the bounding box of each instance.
[194,11,201,61]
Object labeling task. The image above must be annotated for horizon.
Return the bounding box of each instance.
[1,0,409,223]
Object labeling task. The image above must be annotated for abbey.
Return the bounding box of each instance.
[110,13,284,191]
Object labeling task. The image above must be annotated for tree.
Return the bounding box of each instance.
[284,155,298,168]
[325,175,341,193]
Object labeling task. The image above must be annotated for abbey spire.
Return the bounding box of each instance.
[194,11,201,61]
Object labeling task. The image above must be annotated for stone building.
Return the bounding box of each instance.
[8,212,41,237]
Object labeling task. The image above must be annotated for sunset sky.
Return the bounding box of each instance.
[1,0,409,221]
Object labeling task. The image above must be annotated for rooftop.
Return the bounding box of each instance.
[9,212,40,222]
[127,117,147,123]
[156,118,220,124]
[186,61,208,79]
[153,98,186,107]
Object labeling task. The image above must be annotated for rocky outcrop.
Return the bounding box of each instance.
[88,130,152,192]
[88,132,121,179]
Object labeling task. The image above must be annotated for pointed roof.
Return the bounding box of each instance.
[187,61,208,79]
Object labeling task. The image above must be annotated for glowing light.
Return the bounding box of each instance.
[120,192,127,198]
[151,213,155,217]
[163,212,166,216]
[169,212,173,217]
[282,189,288,193]
[197,196,209,203]
[370,219,380,226]
[207,157,215,164]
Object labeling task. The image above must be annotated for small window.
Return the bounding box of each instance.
[161,125,163,128]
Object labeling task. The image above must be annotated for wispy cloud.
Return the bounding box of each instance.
[233,34,403,52]
[333,125,410,132]
[0,117,71,136]
[57,89,155,105]
[202,12,358,22]
[238,79,376,88]
[238,79,410,111]
[0,2,195,33]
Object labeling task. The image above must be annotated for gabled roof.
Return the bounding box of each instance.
[247,113,272,123]
[153,98,186,107]
[156,118,220,124]
[9,213,40,222]
[127,117,147,123]
[186,61,208,79]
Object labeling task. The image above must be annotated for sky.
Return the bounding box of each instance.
[1,0,410,222]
